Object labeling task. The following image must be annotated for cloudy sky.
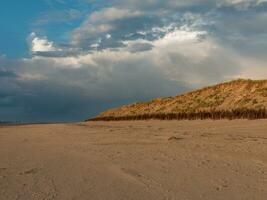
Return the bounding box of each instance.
[0,0,267,122]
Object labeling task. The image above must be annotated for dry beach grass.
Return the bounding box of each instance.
[92,79,267,121]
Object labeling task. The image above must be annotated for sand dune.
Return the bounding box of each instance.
[0,120,267,200]
[91,79,267,121]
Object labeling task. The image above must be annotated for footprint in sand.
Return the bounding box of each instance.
[0,168,7,178]
[0,168,7,171]
[110,166,147,187]
[19,168,39,175]
[168,136,184,141]
[109,166,163,189]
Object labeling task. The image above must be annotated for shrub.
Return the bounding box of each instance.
[87,108,267,121]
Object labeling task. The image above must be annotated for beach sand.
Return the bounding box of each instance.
[0,120,266,200]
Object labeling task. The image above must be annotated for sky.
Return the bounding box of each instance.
[0,0,267,122]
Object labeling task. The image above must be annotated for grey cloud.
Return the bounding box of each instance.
[2,0,267,122]
[71,9,199,50]
[72,8,155,49]
[37,0,267,60]
[0,29,248,122]
[0,69,18,78]
[114,0,266,10]
[70,0,267,52]
[128,43,154,53]
[32,50,81,58]
[201,7,267,61]
[113,0,215,11]
[0,54,191,122]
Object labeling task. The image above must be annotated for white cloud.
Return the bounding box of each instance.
[257,0,267,4]
[72,7,143,46]
[217,0,267,9]
[155,28,206,44]
[89,7,142,22]
[30,33,61,52]
[2,0,267,121]
[25,28,240,88]
[18,73,46,81]
[106,34,112,39]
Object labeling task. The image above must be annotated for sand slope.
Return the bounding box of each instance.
[94,79,267,120]
[0,120,267,200]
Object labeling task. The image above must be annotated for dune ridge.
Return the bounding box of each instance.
[89,79,267,121]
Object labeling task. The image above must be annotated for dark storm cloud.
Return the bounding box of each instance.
[0,54,193,122]
[0,69,18,78]
[36,0,267,56]
[1,0,267,122]
[71,8,164,50]
[70,5,203,51]
[69,0,267,52]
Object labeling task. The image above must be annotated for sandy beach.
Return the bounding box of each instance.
[0,120,266,200]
